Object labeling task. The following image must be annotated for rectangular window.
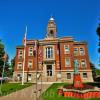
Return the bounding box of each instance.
[18,50,23,59]
[64,45,70,54]
[28,47,33,56]
[17,62,22,69]
[65,58,70,67]
[80,48,85,55]
[67,73,71,79]
[81,59,86,68]
[74,48,79,56]
[45,47,53,59]
[28,60,33,69]
[28,74,32,81]
[83,73,87,78]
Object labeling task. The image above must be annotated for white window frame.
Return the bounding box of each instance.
[45,47,53,59]
[18,50,23,59]
[65,58,71,67]
[17,62,23,69]
[64,45,70,54]
[83,73,88,78]
[79,47,85,55]
[74,47,79,56]
[66,73,71,79]
[81,59,87,68]
[28,60,33,69]
[28,47,33,56]
[28,74,32,81]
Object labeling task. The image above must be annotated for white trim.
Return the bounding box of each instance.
[17,62,23,69]
[64,45,70,54]
[18,50,23,59]
[28,60,33,68]
[65,58,71,67]
[81,59,87,68]
[79,47,85,56]
[28,47,33,56]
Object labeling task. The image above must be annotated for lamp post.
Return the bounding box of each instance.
[0,53,8,94]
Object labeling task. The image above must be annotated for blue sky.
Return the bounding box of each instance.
[0,0,100,67]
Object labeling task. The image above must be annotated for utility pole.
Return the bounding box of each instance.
[0,53,7,94]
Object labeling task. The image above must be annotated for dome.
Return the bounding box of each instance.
[50,17,54,21]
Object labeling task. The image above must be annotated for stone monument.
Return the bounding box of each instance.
[73,60,84,88]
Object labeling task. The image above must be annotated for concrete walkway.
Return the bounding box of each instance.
[0,84,51,100]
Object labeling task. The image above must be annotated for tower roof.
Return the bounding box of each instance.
[49,17,54,21]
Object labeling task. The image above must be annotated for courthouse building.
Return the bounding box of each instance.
[13,17,93,83]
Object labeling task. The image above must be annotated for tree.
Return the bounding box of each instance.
[96,68,100,75]
[96,23,100,66]
[0,40,10,77]
[0,40,5,76]
[90,62,96,81]
[9,57,15,76]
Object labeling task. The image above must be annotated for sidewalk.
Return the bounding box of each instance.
[0,84,51,100]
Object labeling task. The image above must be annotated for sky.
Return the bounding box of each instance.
[0,0,100,68]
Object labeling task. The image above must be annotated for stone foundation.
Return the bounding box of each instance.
[13,70,93,83]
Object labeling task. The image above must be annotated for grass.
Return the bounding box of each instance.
[42,83,100,100]
[0,83,33,96]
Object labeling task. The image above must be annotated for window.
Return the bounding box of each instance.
[45,47,53,58]
[28,60,33,69]
[67,73,71,79]
[28,74,32,81]
[81,59,86,67]
[83,73,87,78]
[17,62,22,69]
[80,48,85,55]
[17,74,22,81]
[28,47,33,56]
[74,48,79,56]
[65,58,70,67]
[64,45,70,54]
[18,50,23,59]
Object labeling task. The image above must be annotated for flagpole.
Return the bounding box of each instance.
[40,49,42,100]
[22,26,27,85]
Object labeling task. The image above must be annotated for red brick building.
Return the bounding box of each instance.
[13,17,93,83]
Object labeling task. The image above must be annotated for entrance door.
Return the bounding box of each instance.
[47,65,52,76]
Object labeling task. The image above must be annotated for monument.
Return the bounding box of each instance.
[57,60,100,99]
[73,60,84,88]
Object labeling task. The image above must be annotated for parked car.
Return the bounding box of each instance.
[0,77,9,83]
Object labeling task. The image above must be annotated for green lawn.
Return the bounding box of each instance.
[0,83,33,96]
[42,83,100,100]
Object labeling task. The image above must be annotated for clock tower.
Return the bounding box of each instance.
[46,17,57,38]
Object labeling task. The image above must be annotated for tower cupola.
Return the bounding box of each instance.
[46,17,57,38]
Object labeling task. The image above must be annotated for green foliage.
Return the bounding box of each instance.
[8,57,15,76]
[90,62,96,81]
[96,68,100,75]
[0,40,5,67]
